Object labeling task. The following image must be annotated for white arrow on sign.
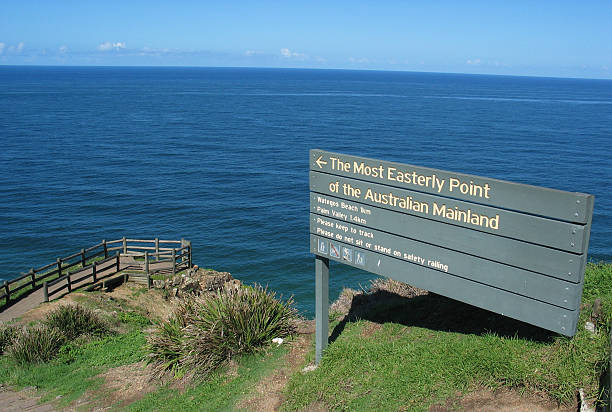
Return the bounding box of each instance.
[315,155,327,169]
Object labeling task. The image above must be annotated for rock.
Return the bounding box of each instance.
[272,337,284,345]
[302,364,317,373]
[199,270,233,292]
[172,287,178,297]
[152,279,165,289]
[579,388,595,412]
[584,321,596,334]
[224,279,241,293]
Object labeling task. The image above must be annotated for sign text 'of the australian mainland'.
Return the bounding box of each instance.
[310,149,594,337]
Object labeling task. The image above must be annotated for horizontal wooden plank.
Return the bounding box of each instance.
[105,239,124,245]
[37,269,59,281]
[10,280,34,294]
[47,274,69,287]
[310,235,578,336]
[85,243,104,252]
[62,260,81,270]
[310,149,593,224]
[126,246,156,251]
[72,273,92,284]
[48,282,68,296]
[99,255,119,265]
[11,271,33,283]
[63,251,83,260]
[310,193,584,281]
[35,261,56,273]
[310,171,586,252]
[311,214,581,309]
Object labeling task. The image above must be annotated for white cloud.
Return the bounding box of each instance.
[349,57,369,64]
[59,45,68,54]
[466,58,481,65]
[0,43,4,55]
[245,50,263,56]
[280,48,306,60]
[98,41,126,51]
[5,42,25,53]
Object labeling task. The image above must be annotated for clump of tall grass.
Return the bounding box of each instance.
[7,325,66,364]
[148,284,297,378]
[0,324,18,354]
[44,304,111,340]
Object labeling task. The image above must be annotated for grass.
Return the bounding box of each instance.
[0,331,147,406]
[148,284,297,378]
[0,324,18,353]
[7,325,66,364]
[129,344,288,412]
[1,263,611,411]
[282,262,612,411]
[0,284,293,411]
[150,270,187,281]
[0,293,149,407]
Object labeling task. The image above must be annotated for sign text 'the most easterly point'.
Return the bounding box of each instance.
[327,156,499,230]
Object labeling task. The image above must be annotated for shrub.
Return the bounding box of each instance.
[148,284,297,377]
[44,304,110,340]
[8,325,65,364]
[0,324,18,354]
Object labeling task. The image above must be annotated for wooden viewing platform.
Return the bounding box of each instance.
[0,237,192,322]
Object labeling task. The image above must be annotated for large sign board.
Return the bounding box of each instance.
[310,149,594,362]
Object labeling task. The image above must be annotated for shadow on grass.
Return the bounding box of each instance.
[329,290,558,344]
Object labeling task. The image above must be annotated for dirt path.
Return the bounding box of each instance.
[0,385,57,412]
[238,321,316,412]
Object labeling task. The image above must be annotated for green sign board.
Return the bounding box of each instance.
[310,149,594,363]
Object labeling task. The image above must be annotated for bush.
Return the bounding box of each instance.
[0,324,18,354]
[44,304,110,340]
[8,325,65,364]
[148,284,297,377]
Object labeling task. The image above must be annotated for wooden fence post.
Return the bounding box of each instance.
[3,280,9,303]
[92,261,97,283]
[116,254,120,271]
[30,268,36,289]
[103,239,108,258]
[172,249,176,275]
[67,273,72,293]
[57,258,62,277]
[43,282,49,302]
[145,251,151,289]
[188,241,192,268]
[122,237,127,254]
[81,248,86,268]
[155,238,159,261]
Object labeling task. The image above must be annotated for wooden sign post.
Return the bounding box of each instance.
[310,149,594,364]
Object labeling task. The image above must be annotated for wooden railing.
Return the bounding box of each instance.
[114,237,192,288]
[0,237,192,307]
[44,254,120,302]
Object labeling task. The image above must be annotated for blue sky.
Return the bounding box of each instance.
[1,1,611,79]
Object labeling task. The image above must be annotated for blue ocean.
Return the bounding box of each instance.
[1,66,611,316]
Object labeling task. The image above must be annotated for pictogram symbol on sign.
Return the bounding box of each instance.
[342,247,353,263]
[355,251,365,266]
[318,239,328,255]
[330,242,340,258]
